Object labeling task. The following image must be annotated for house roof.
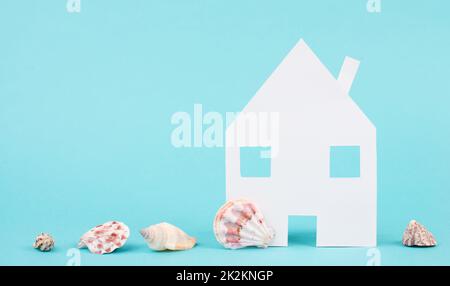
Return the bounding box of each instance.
[228,39,375,131]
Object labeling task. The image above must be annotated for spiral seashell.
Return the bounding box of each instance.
[33,233,55,252]
[213,199,275,249]
[140,222,196,251]
[78,221,129,254]
[402,220,437,247]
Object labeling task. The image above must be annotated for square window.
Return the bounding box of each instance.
[240,147,271,177]
[330,146,360,178]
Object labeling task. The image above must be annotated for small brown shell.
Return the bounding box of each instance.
[402,220,437,247]
[33,233,55,252]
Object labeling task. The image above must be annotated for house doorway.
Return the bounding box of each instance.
[288,216,317,247]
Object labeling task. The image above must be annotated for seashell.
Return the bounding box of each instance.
[140,222,196,251]
[33,233,55,252]
[213,199,275,249]
[402,220,437,247]
[78,221,130,254]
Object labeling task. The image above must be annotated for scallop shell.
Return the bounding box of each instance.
[78,221,130,254]
[140,222,196,251]
[33,233,55,252]
[214,199,275,249]
[402,220,437,247]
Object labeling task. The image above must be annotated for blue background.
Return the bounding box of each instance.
[330,146,361,178]
[240,147,272,177]
[0,0,449,265]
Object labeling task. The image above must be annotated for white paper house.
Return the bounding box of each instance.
[225,39,377,247]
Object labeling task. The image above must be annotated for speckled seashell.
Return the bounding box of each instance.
[214,199,275,249]
[140,222,196,251]
[402,220,437,247]
[33,233,55,252]
[78,221,130,254]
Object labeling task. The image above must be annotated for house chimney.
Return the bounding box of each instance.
[337,56,360,94]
